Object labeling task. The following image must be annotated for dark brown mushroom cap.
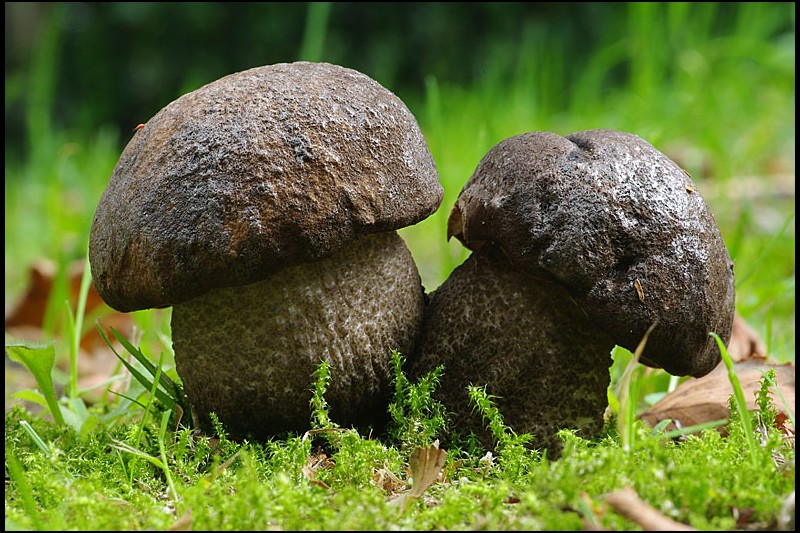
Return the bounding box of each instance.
[447,129,735,377]
[89,62,442,312]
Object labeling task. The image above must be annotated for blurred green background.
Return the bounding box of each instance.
[4,2,795,363]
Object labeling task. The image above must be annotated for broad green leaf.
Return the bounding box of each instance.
[5,341,65,425]
[11,390,49,411]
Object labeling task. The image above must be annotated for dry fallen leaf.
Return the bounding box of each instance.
[5,258,133,351]
[5,258,135,407]
[605,486,696,530]
[640,359,795,435]
[373,460,406,496]
[390,442,447,511]
[168,509,192,531]
[301,452,333,490]
[408,443,448,498]
[727,313,768,363]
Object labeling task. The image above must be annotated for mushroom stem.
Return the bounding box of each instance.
[171,231,425,438]
[409,248,616,456]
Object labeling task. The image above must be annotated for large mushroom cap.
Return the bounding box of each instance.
[89,62,442,312]
[447,129,735,377]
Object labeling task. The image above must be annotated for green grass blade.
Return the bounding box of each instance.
[97,326,176,410]
[618,320,659,452]
[19,420,51,457]
[109,439,165,469]
[133,350,167,447]
[5,447,45,530]
[652,418,729,440]
[109,326,181,400]
[71,257,93,398]
[710,332,759,466]
[157,409,179,501]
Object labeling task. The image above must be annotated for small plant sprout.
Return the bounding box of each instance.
[5,341,65,426]
[111,409,180,502]
[387,350,447,451]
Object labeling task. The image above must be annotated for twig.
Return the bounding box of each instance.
[605,487,695,531]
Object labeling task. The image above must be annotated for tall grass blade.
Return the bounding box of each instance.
[710,332,759,466]
[157,409,179,501]
[298,2,332,62]
[72,257,93,397]
[96,326,177,411]
[132,350,166,447]
[618,320,659,452]
[62,257,92,400]
[109,326,183,401]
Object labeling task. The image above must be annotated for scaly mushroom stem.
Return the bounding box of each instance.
[172,231,424,438]
[410,248,615,456]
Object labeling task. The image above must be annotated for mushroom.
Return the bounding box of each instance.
[409,130,736,454]
[89,62,443,438]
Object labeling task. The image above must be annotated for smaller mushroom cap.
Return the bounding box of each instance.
[447,130,735,377]
[89,62,442,312]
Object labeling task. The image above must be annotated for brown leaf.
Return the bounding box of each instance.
[408,442,448,498]
[5,259,136,408]
[301,452,333,489]
[373,461,406,496]
[5,258,133,351]
[169,509,192,531]
[390,442,447,511]
[727,313,768,363]
[640,360,795,435]
[605,487,696,530]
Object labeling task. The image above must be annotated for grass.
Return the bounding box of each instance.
[4,2,796,530]
[4,358,795,530]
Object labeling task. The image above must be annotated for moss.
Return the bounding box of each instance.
[5,357,794,531]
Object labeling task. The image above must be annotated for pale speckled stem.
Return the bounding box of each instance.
[171,231,425,439]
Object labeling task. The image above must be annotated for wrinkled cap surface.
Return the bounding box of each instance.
[90,61,442,312]
[447,129,735,377]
